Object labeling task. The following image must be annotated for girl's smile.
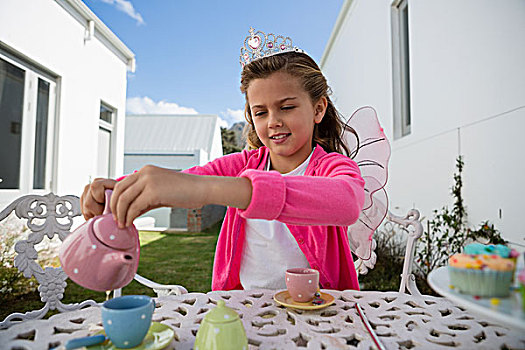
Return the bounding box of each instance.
[269,132,291,143]
[247,71,326,173]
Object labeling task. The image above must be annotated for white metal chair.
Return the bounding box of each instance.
[353,209,424,297]
[0,193,187,330]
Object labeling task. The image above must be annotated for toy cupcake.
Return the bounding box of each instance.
[464,243,519,280]
[448,253,515,297]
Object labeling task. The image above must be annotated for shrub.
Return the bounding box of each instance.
[466,221,506,245]
[0,213,62,296]
[415,156,505,279]
[0,213,33,295]
[358,221,408,291]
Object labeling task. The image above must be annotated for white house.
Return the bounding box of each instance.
[0,0,134,210]
[321,0,525,245]
[124,114,224,228]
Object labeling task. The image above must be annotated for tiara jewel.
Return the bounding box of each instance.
[240,27,305,67]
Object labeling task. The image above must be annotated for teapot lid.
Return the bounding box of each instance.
[91,215,137,250]
[204,300,241,324]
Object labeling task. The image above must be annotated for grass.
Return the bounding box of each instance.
[0,223,220,321]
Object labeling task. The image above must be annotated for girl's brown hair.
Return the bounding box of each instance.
[240,51,356,156]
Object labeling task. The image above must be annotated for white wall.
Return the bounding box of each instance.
[322,0,525,245]
[209,119,224,162]
[322,0,394,136]
[124,154,199,173]
[0,0,130,210]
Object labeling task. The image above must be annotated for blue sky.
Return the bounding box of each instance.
[83,0,344,127]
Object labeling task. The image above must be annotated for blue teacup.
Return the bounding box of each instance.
[101,295,155,348]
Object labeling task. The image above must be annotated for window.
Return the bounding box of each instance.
[391,0,411,138]
[0,52,56,191]
[0,58,24,189]
[97,102,116,178]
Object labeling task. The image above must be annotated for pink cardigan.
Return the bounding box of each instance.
[183,144,365,291]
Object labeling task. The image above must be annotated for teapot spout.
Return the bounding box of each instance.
[111,252,135,268]
[119,252,134,264]
[101,252,136,289]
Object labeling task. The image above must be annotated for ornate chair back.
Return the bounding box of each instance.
[0,193,187,330]
[353,209,424,296]
[0,193,97,329]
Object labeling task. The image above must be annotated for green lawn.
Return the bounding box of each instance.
[0,224,220,321]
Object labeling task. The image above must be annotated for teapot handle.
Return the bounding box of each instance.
[103,189,113,215]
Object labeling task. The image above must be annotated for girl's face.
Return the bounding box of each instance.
[247,71,327,173]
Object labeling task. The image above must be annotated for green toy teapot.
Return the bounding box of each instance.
[194,299,248,350]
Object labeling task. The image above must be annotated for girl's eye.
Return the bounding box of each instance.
[254,111,266,117]
[282,106,295,110]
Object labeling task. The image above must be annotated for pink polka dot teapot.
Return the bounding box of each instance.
[59,190,140,292]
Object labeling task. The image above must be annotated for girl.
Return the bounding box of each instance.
[81,29,369,291]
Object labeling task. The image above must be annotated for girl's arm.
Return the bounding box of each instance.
[81,150,254,223]
[110,150,256,227]
[110,166,254,228]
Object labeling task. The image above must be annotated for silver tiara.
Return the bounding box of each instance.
[240,27,305,67]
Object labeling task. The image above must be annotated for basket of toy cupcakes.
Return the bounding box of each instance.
[448,243,516,297]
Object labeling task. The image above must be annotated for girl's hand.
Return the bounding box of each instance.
[110,165,209,228]
[80,178,117,220]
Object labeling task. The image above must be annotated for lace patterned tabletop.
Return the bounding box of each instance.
[1,289,524,349]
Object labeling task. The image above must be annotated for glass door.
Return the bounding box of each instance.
[0,54,56,193]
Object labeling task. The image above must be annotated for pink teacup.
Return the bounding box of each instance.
[285,268,319,303]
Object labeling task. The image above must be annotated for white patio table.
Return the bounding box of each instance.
[1,288,524,350]
[1,193,523,349]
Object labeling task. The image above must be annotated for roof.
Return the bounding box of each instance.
[124,115,219,155]
[60,0,135,71]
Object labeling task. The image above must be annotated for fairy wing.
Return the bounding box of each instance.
[342,106,391,261]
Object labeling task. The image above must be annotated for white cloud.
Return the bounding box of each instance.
[99,0,145,25]
[126,98,244,128]
[126,96,198,115]
[220,108,245,127]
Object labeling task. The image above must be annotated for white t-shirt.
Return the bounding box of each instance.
[239,151,313,290]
